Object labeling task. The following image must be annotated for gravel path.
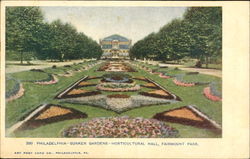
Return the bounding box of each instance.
[5,60,222,78]
[180,67,222,78]
[5,60,84,73]
[158,63,222,78]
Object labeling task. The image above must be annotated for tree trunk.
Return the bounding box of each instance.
[205,55,208,68]
[20,52,23,64]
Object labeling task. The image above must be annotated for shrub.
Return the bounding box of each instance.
[186,72,199,75]
[195,61,202,68]
[159,65,168,68]
[30,69,45,72]
[152,69,158,73]
[52,65,57,69]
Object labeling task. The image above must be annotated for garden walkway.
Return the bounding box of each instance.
[5,60,84,73]
[180,67,222,78]
[158,63,222,78]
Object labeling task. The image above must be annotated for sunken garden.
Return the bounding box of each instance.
[6,60,222,138]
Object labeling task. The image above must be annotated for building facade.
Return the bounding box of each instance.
[99,34,131,59]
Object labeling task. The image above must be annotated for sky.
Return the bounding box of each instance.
[41,7,187,44]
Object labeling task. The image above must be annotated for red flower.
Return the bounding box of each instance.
[203,87,221,101]
[173,79,195,87]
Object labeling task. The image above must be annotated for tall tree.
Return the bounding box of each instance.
[130,7,222,67]
[184,7,222,68]
[6,7,44,64]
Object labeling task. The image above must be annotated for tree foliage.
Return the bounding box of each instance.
[6,7,44,63]
[130,7,222,67]
[6,7,103,63]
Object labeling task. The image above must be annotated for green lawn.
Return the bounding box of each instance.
[6,79,18,93]
[182,74,221,83]
[6,61,222,138]
[10,71,50,81]
[183,61,222,70]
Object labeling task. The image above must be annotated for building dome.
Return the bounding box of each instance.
[102,34,129,42]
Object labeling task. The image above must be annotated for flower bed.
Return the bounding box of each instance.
[6,78,20,98]
[102,72,131,83]
[159,73,171,79]
[68,89,89,95]
[203,87,222,101]
[142,82,158,88]
[153,105,222,132]
[77,81,96,87]
[173,79,195,87]
[151,71,161,75]
[63,89,101,99]
[16,104,87,131]
[62,116,179,138]
[56,76,180,112]
[6,83,24,102]
[107,94,130,98]
[96,83,140,92]
[61,94,174,113]
[13,70,53,82]
[35,74,58,85]
[35,106,72,120]
[139,89,174,100]
[55,76,102,99]
[87,76,102,80]
[97,62,137,72]
[133,76,149,82]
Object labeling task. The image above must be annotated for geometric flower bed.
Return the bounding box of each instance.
[203,87,222,101]
[35,74,58,85]
[97,61,137,72]
[53,60,182,114]
[6,83,25,102]
[6,78,25,102]
[139,90,175,100]
[96,82,140,92]
[133,76,149,82]
[60,94,175,113]
[62,116,179,138]
[153,105,221,133]
[22,69,54,82]
[6,78,21,98]
[173,78,195,87]
[16,104,87,131]
[102,72,132,83]
[142,82,158,89]
[55,76,101,99]
[173,73,211,87]
[159,73,171,79]
[140,79,181,101]
[56,75,181,113]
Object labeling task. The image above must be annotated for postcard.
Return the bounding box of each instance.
[0,1,249,158]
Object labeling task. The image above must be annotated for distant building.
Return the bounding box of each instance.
[99,34,131,59]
